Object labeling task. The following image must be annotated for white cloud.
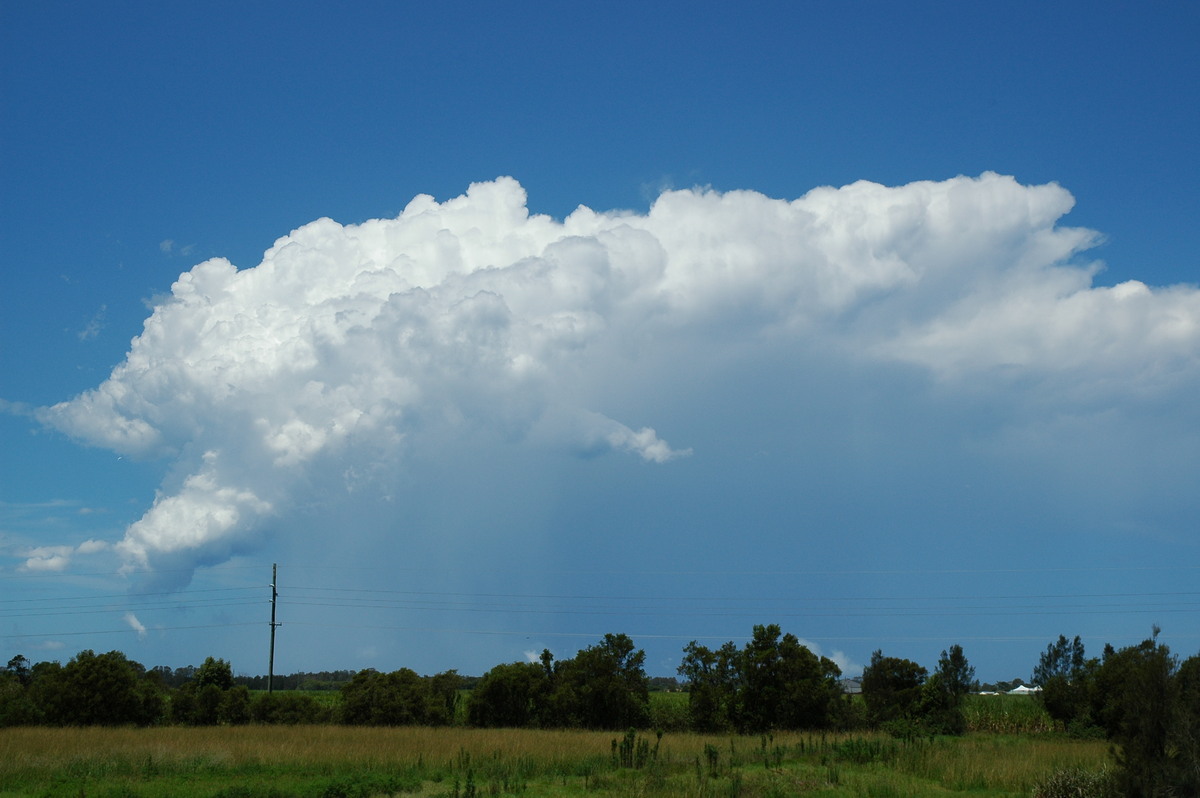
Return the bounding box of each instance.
[19,539,108,572]
[123,612,147,640]
[78,304,107,341]
[21,546,71,572]
[30,640,66,652]
[35,174,1200,583]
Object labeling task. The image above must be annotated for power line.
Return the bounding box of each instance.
[2,622,261,639]
[5,562,1198,654]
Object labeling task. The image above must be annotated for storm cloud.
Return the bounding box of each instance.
[36,174,1200,583]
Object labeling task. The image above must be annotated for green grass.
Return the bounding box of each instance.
[0,725,1108,798]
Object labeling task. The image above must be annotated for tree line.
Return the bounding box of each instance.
[0,625,963,734]
[2,624,1196,740]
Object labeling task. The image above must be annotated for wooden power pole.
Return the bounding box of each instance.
[268,563,280,693]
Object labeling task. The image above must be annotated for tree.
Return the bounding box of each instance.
[860,650,927,732]
[550,633,650,730]
[194,657,234,690]
[467,661,545,727]
[37,650,161,726]
[1092,628,1184,797]
[217,685,251,725]
[5,655,31,687]
[1171,653,1200,796]
[924,644,975,735]
[424,670,462,726]
[678,640,739,732]
[736,624,788,731]
[772,632,845,731]
[734,624,845,732]
[173,656,237,725]
[937,644,975,697]
[1033,634,1095,731]
[679,627,847,733]
[339,667,456,726]
[0,667,41,726]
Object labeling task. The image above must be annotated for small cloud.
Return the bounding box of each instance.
[21,545,72,572]
[160,239,197,257]
[827,649,864,678]
[0,399,34,417]
[524,650,541,663]
[78,305,107,341]
[19,540,109,571]
[606,424,692,463]
[30,640,65,652]
[555,410,692,462]
[123,612,147,640]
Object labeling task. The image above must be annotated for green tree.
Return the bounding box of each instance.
[339,667,450,726]
[0,668,42,726]
[467,661,545,727]
[1033,634,1095,731]
[680,628,847,733]
[937,644,975,697]
[424,670,462,725]
[734,624,845,732]
[194,656,234,690]
[5,655,31,687]
[772,632,845,731]
[1093,628,1183,797]
[192,684,224,725]
[37,650,160,726]
[924,644,975,735]
[678,640,738,732]
[550,633,650,730]
[1171,653,1200,796]
[217,684,251,725]
[860,650,927,731]
[173,656,237,725]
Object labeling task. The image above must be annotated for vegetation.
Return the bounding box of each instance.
[677,624,848,733]
[0,724,1109,797]
[2,625,1197,795]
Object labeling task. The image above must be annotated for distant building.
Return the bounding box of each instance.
[840,678,862,694]
[1006,684,1042,695]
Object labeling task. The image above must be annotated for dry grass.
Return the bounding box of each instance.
[0,725,1111,798]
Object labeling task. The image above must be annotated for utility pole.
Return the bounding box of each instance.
[268,563,281,693]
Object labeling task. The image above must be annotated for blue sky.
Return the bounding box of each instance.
[2,1,1198,682]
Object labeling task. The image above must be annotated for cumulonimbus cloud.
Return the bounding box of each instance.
[35,174,1200,581]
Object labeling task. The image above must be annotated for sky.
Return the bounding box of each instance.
[2,1,1198,683]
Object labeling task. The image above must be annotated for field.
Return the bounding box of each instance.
[0,721,1108,798]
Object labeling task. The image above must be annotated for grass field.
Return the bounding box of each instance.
[0,722,1107,798]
